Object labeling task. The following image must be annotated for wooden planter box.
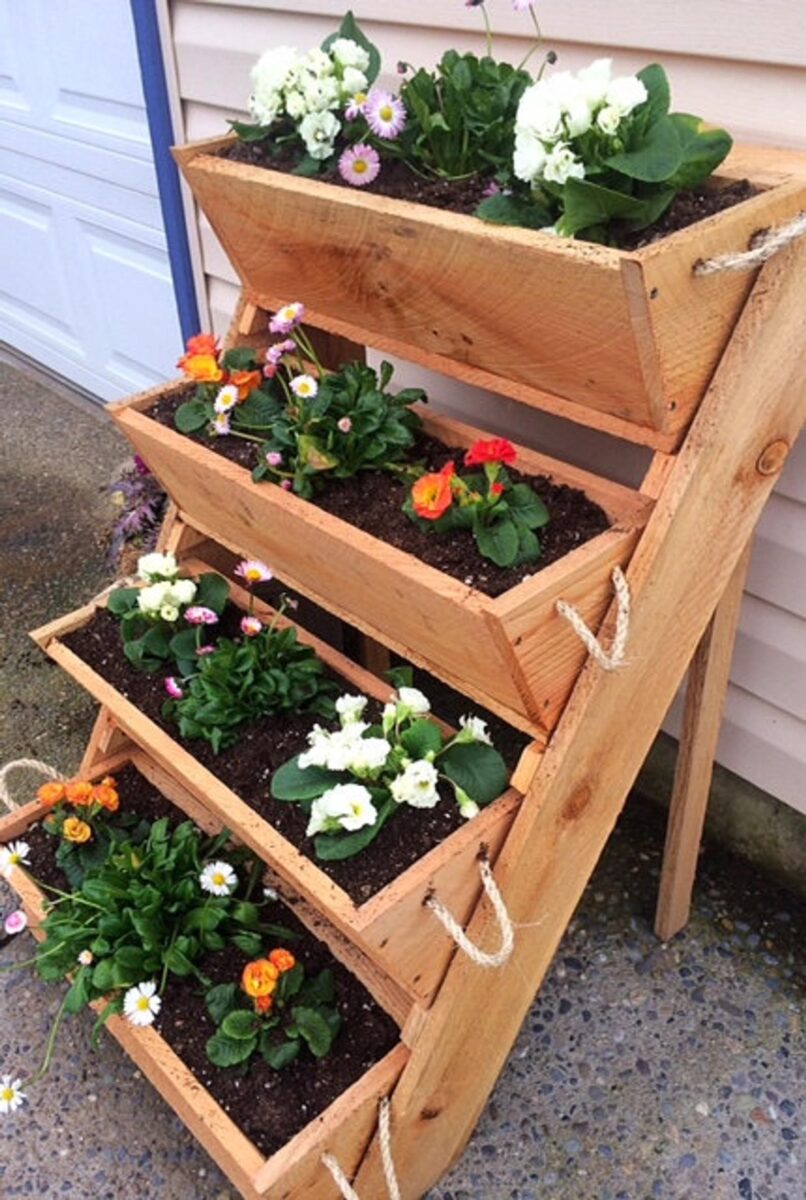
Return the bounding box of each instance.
[110,399,652,737]
[174,136,806,445]
[0,758,409,1200]
[30,564,526,1006]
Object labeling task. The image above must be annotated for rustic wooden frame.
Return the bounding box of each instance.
[174,137,806,446]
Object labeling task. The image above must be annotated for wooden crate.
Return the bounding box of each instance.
[174,137,806,446]
[110,400,652,736]
[29,565,527,1006]
[0,764,409,1200]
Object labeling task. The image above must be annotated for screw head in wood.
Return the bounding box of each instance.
[756,439,790,476]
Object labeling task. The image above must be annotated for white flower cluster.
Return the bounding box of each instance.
[137,576,196,621]
[300,694,391,776]
[514,58,648,187]
[137,551,178,582]
[249,37,371,161]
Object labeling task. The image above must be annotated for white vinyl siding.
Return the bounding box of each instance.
[166,0,806,813]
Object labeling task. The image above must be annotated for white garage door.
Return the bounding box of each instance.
[0,0,182,400]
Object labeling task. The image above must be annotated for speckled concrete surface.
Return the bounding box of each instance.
[0,362,803,1199]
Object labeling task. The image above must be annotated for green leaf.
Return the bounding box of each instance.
[184,904,226,932]
[292,1006,335,1058]
[262,1039,301,1070]
[142,624,172,657]
[440,742,508,806]
[301,968,336,1006]
[667,113,732,190]
[606,115,682,183]
[92,958,116,993]
[292,153,326,178]
[475,192,553,230]
[313,798,394,861]
[276,963,304,1002]
[560,177,650,238]
[236,390,281,429]
[475,519,520,567]
[64,968,90,1014]
[506,484,550,530]
[221,1009,261,1040]
[169,628,199,663]
[231,931,264,957]
[321,10,381,86]
[297,434,338,472]
[271,756,347,802]
[90,997,122,1048]
[164,945,196,977]
[206,1031,257,1067]
[231,901,261,929]
[635,63,671,128]
[221,347,258,371]
[106,587,139,615]
[194,572,229,615]
[175,399,211,434]
[229,119,272,143]
[205,982,239,1025]
[400,718,443,760]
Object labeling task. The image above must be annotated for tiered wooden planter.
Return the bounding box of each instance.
[0,752,409,1200]
[30,562,526,1006]
[110,402,652,735]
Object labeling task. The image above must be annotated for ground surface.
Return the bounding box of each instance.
[0,361,803,1199]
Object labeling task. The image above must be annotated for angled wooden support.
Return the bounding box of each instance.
[654,539,753,941]
[352,239,806,1198]
[79,707,133,776]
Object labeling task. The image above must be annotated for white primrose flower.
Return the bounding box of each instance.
[299,722,369,771]
[199,861,238,897]
[123,981,162,1028]
[299,110,341,159]
[335,693,369,725]
[250,86,283,127]
[285,89,308,120]
[251,45,300,98]
[330,37,370,73]
[137,580,170,615]
[301,74,341,114]
[381,701,398,734]
[306,783,377,836]
[304,46,336,77]
[347,737,392,775]
[539,71,593,138]
[169,578,197,607]
[396,687,431,715]
[0,1075,26,1115]
[137,552,178,582]
[513,128,547,184]
[341,66,369,99]
[0,840,31,879]
[458,715,493,746]
[603,74,648,118]
[596,105,622,137]
[515,86,564,144]
[543,142,586,186]
[390,759,441,809]
[159,604,180,623]
[577,57,613,107]
[454,785,481,821]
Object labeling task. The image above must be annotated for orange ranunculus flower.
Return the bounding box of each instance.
[177,352,223,383]
[230,369,263,401]
[184,333,219,358]
[38,781,66,807]
[255,993,274,1015]
[65,781,93,807]
[241,959,279,999]
[411,461,455,521]
[91,784,119,812]
[463,437,517,468]
[268,948,296,974]
[63,817,92,844]
[100,776,117,789]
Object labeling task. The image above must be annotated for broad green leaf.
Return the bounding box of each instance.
[559,177,650,238]
[221,347,258,371]
[142,624,172,657]
[64,968,90,1014]
[221,1008,261,1040]
[292,1006,334,1057]
[165,945,195,976]
[321,11,381,86]
[228,119,272,143]
[440,742,509,806]
[205,983,239,1025]
[92,958,116,992]
[635,63,670,127]
[106,587,139,615]
[174,399,210,434]
[194,572,229,615]
[475,192,553,230]
[276,963,304,1002]
[231,931,264,957]
[297,434,338,472]
[667,113,732,190]
[506,484,550,530]
[262,1039,301,1070]
[206,1030,257,1067]
[301,969,336,1006]
[475,519,519,567]
[236,390,281,429]
[400,718,443,760]
[513,524,541,565]
[606,115,682,183]
[271,756,347,801]
[313,798,394,861]
[292,153,326,178]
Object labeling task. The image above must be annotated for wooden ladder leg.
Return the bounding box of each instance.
[654,538,752,941]
[79,707,133,776]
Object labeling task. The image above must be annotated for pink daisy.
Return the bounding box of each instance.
[235,559,273,586]
[196,644,216,656]
[3,910,27,936]
[338,143,381,188]
[241,616,263,637]
[266,451,283,467]
[365,90,407,140]
[337,416,353,433]
[164,677,184,700]
[269,302,305,335]
[345,93,368,121]
[184,606,219,626]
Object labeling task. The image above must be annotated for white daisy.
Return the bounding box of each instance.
[0,1075,25,1115]
[0,841,31,879]
[199,861,238,897]
[290,374,318,399]
[123,981,162,1028]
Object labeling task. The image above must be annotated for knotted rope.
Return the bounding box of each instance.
[322,1097,401,1199]
[694,210,806,276]
[0,759,64,813]
[425,858,515,969]
[556,566,631,671]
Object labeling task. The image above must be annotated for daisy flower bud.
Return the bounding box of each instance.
[337,416,353,433]
[3,910,27,936]
[241,615,263,637]
[265,451,284,467]
[164,677,184,700]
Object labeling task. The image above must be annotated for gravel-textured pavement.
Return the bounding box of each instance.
[0,361,803,1200]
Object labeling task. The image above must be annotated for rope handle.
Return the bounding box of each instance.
[322,1097,400,1199]
[425,858,515,969]
[694,210,806,276]
[0,759,64,813]
[556,566,630,671]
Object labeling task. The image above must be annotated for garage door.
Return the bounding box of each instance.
[0,0,182,400]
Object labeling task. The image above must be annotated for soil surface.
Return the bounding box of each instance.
[62,607,521,904]
[144,399,611,598]
[221,140,757,244]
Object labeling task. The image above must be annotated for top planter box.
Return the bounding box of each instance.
[175,137,806,446]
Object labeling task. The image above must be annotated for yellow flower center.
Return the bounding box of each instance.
[1,1088,14,1102]
[136,997,151,1011]
[212,872,226,887]
[379,105,393,121]
[9,854,20,865]
[245,569,261,581]
[353,159,368,174]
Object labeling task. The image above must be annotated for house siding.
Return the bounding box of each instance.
[166,0,806,813]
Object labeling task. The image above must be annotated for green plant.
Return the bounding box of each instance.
[173,342,280,439]
[205,950,341,1069]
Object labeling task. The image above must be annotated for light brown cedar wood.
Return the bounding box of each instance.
[351,240,806,1198]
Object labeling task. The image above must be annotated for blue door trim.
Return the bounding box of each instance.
[130,0,201,342]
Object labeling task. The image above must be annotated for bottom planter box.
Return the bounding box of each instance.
[30,561,528,1006]
[0,753,409,1200]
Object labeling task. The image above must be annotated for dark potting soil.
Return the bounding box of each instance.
[144,395,611,598]
[24,763,179,892]
[61,607,513,904]
[221,139,758,245]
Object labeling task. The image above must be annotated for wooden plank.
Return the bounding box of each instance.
[352,237,806,1198]
[654,540,753,941]
[79,708,133,775]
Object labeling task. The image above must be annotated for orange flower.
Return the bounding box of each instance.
[37,781,65,808]
[255,993,274,1014]
[464,438,517,468]
[184,333,219,358]
[91,784,119,812]
[177,352,223,383]
[100,776,117,789]
[268,948,296,974]
[241,959,279,999]
[63,817,92,844]
[65,781,93,807]
[411,462,455,521]
[490,481,505,497]
[230,369,262,401]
